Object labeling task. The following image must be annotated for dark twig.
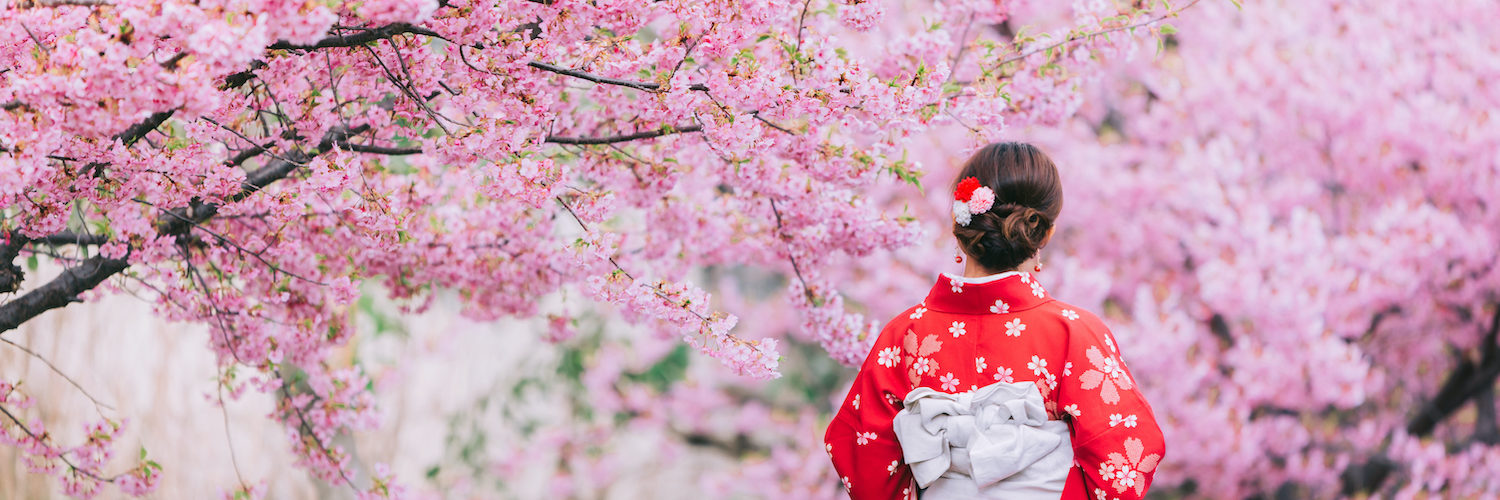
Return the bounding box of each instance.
[267,23,441,51]
[545,125,702,145]
[528,61,710,92]
[0,337,115,413]
[768,199,817,304]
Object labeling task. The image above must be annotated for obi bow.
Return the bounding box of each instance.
[891,381,1063,489]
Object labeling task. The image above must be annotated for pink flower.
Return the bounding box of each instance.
[967,187,996,213]
[1079,346,1134,404]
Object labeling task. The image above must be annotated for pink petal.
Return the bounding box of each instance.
[1080,370,1104,390]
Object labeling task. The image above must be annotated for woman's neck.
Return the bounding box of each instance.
[961,256,1038,278]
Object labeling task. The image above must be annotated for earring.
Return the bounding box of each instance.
[954,249,964,264]
[1033,260,1044,273]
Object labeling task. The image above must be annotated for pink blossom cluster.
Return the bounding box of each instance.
[0,380,160,498]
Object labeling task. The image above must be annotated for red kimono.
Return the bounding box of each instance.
[825,272,1166,500]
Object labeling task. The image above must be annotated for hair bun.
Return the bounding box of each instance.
[996,203,1051,252]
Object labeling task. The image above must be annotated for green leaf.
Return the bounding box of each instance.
[1159,23,1179,35]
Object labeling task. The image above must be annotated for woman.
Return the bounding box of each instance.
[824,143,1166,500]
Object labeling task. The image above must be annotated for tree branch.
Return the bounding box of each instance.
[545,125,702,145]
[995,0,1203,67]
[527,61,710,92]
[341,143,423,155]
[267,23,441,51]
[28,232,109,247]
[0,125,368,334]
[0,234,30,294]
[12,0,112,7]
[113,110,175,147]
[1407,307,1500,436]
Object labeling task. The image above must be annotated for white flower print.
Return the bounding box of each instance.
[914,357,933,375]
[888,460,899,475]
[1030,280,1046,298]
[1103,357,1124,381]
[1105,334,1116,353]
[1045,370,1058,390]
[910,306,927,319]
[1062,309,1080,320]
[1106,437,1161,496]
[1020,272,1031,284]
[1109,413,1125,427]
[1099,462,1118,482]
[950,278,964,294]
[1005,318,1027,337]
[1123,414,1139,428]
[990,300,1010,314]
[1064,361,1073,377]
[1118,467,1140,490]
[993,366,1015,383]
[856,432,878,445]
[1028,355,1049,376]
[976,357,987,373]
[940,372,960,392]
[826,443,833,456]
[853,394,860,410]
[1064,404,1082,418]
[1080,346,1135,404]
[877,347,899,368]
[949,321,967,338]
[842,476,852,491]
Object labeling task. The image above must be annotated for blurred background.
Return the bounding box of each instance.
[5,0,1500,498]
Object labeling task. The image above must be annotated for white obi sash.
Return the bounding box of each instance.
[892,381,1073,500]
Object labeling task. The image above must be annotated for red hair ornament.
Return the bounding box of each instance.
[952,177,995,226]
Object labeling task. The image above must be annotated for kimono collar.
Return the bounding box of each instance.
[923,271,1051,315]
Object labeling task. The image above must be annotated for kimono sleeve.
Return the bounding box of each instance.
[1056,310,1167,500]
[824,318,915,500]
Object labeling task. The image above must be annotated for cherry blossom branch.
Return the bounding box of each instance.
[1345,306,1500,494]
[215,381,250,491]
[12,0,112,7]
[768,199,816,304]
[277,383,359,490]
[0,337,115,413]
[267,23,441,51]
[138,199,328,286]
[526,61,710,92]
[341,143,423,155]
[1407,306,1500,436]
[995,0,1203,67]
[115,110,176,148]
[0,233,27,293]
[357,42,461,134]
[545,125,703,145]
[0,403,115,483]
[28,232,109,247]
[0,125,369,333]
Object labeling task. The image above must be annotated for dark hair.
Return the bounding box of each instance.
[952,142,1063,272]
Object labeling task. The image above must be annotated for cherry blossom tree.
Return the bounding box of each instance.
[0,0,1192,497]
[968,0,1500,496]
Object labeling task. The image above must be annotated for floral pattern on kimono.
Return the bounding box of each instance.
[824,272,1166,500]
